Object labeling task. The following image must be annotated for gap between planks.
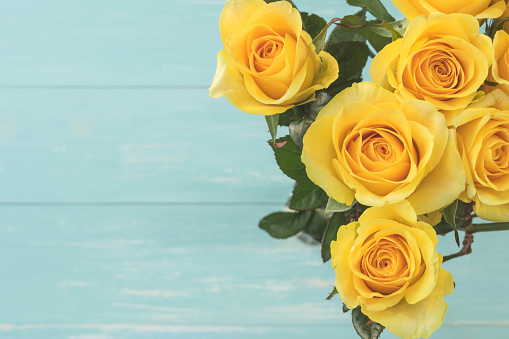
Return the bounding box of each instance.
[0,85,209,90]
[0,201,285,206]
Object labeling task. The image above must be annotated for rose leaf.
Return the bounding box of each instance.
[340,15,392,52]
[302,210,328,240]
[326,286,339,300]
[265,114,279,144]
[269,135,311,183]
[327,41,369,82]
[289,182,329,211]
[352,306,385,339]
[441,200,460,247]
[301,12,327,40]
[259,211,313,239]
[346,0,395,22]
[321,212,346,263]
[325,197,355,220]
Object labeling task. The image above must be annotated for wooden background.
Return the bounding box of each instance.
[0,0,507,338]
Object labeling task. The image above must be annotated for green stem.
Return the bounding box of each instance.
[466,222,509,233]
[443,232,473,263]
[443,221,509,263]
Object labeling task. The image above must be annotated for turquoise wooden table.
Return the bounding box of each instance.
[0,1,507,338]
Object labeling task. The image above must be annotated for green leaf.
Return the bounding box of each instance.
[259,211,313,239]
[321,212,346,263]
[386,18,409,39]
[278,108,296,127]
[343,303,350,313]
[307,91,332,120]
[347,0,395,22]
[352,307,385,339]
[289,182,329,210]
[442,200,460,247]
[303,210,328,240]
[325,197,354,219]
[326,286,338,300]
[270,135,310,183]
[289,92,332,150]
[328,24,366,45]
[381,20,402,41]
[313,18,342,53]
[327,41,369,82]
[340,15,391,52]
[340,16,408,52]
[327,8,367,45]
[301,12,327,39]
[324,79,358,99]
[433,220,454,235]
[289,117,313,150]
[265,115,279,143]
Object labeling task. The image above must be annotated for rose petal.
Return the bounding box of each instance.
[218,0,266,46]
[406,130,466,214]
[301,115,356,205]
[363,269,454,339]
[331,222,360,309]
[209,50,291,115]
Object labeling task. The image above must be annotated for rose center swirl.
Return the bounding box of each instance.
[359,235,413,295]
[250,36,284,72]
[409,42,465,95]
[353,127,406,165]
[485,129,509,177]
[362,134,395,163]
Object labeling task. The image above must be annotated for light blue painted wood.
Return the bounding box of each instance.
[0,0,504,338]
[0,89,293,202]
[0,0,402,86]
[0,206,507,338]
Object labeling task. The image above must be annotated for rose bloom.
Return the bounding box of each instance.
[493,30,509,86]
[391,0,506,21]
[453,89,509,221]
[209,0,338,115]
[301,82,465,215]
[483,30,509,96]
[370,13,492,125]
[331,201,454,339]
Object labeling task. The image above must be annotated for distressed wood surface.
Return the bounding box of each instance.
[0,89,294,202]
[0,0,402,87]
[0,0,507,338]
[0,206,507,338]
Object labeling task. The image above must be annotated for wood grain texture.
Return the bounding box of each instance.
[0,89,293,202]
[0,0,506,338]
[0,0,403,86]
[0,206,507,338]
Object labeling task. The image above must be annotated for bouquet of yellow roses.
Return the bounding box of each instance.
[210,0,509,338]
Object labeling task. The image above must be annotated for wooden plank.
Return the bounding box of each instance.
[2,325,508,339]
[0,0,402,86]
[0,206,507,338]
[0,205,339,326]
[0,89,293,202]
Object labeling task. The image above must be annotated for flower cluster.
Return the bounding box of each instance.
[210,0,509,338]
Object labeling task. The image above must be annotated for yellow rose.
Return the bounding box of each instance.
[484,30,509,96]
[370,13,492,125]
[301,82,465,215]
[453,89,509,221]
[331,201,454,339]
[209,0,339,115]
[391,0,506,21]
